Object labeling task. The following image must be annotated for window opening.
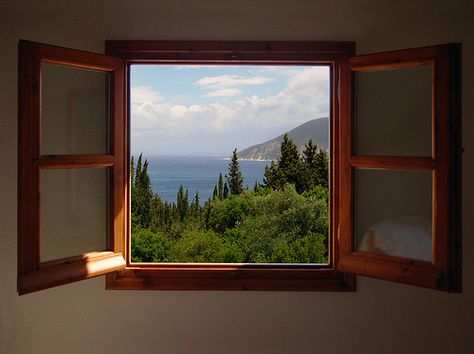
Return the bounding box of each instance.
[129,64,331,265]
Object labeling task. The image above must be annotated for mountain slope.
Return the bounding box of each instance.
[238,117,328,160]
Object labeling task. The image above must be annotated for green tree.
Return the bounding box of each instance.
[131,153,154,228]
[176,185,189,221]
[170,230,233,262]
[223,182,229,199]
[226,148,244,195]
[264,134,303,191]
[190,190,200,216]
[218,173,224,199]
[212,185,218,199]
[314,148,328,188]
[301,139,328,190]
[130,155,135,189]
[234,185,328,263]
[131,228,171,262]
[206,193,252,234]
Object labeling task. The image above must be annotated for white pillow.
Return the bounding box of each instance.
[358,216,432,262]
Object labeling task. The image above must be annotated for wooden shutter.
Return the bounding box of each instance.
[337,44,462,291]
[18,40,126,294]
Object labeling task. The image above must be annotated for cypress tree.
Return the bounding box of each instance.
[223,182,229,199]
[264,134,303,192]
[130,156,135,189]
[176,185,189,221]
[301,139,329,189]
[136,153,143,181]
[314,149,329,188]
[301,139,319,190]
[279,134,301,186]
[191,190,200,215]
[226,148,244,195]
[184,188,189,218]
[132,154,153,228]
[263,160,281,189]
[218,173,224,200]
[212,185,218,199]
[303,139,318,165]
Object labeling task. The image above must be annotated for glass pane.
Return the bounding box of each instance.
[41,62,109,155]
[40,168,108,262]
[353,64,432,156]
[355,168,432,262]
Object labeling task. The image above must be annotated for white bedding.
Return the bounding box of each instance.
[357,216,432,262]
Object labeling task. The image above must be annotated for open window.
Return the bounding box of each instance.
[18,40,461,294]
[17,41,126,294]
[338,44,462,291]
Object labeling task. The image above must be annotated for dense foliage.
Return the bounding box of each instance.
[131,137,329,263]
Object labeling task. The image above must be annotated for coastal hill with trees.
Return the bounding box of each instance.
[237,117,328,160]
[131,134,329,264]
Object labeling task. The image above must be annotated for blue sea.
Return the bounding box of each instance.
[146,155,269,203]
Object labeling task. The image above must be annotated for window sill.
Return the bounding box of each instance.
[106,266,355,291]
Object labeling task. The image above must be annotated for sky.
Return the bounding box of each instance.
[131,64,330,156]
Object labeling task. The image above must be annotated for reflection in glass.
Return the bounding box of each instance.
[354,64,432,156]
[41,62,109,155]
[40,168,108,262]
[355,168,432,262]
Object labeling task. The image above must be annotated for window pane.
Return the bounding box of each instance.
[353,64,432,156]
[354,168,432,262]
[40,168,108,262]
[41,62,109,155]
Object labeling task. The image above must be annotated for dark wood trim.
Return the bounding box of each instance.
[106,40,355,64]
[107,267,354,291]
[349,156,436,170]
[338,253,443,290]
[348,45,440,71]
[448,44,463,292]
[433,47,450,271]
[338,55,353,260]
[36,155,116,168]
[106,40,355,55]
[20,39,122,71]
[18,40,41,275]
[110,57,126,255]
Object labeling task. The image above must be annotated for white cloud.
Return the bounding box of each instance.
[205,88,242,97]
[130,85,163,105]
[131,67,329,155]
[195,75,275,89]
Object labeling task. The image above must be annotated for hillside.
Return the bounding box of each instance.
[238,117,328,160]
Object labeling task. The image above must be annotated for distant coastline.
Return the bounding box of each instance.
[221,157,273,162]
[144,155,267,203]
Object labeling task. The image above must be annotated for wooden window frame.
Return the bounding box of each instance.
[17,40,127,294]
[337,44,462,292]
[104,40,356,291]
[18,40,461,294]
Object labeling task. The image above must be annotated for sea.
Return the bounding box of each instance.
[146,155,269,204]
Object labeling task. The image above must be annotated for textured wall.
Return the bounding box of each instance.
[1,1,473,353]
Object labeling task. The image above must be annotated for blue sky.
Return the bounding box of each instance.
[131,65,329,156]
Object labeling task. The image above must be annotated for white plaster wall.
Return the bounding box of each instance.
[1,1,473,353]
